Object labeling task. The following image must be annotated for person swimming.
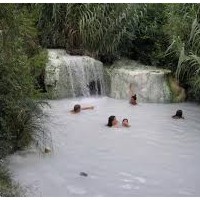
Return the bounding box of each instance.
[70,104,94,113]
[107,115,119,127]
[172,110,184,119]
[130,94,137,105]
[122,118,131,127]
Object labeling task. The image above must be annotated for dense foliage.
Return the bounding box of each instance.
[164,4,200,100]
[37,4,146,59]
[0,4,48,159]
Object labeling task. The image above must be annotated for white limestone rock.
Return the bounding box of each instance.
[108,59,185,103]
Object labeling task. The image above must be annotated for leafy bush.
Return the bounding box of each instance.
[37,4,146,60]
[164,4,200,100]
[0,163,23,197]
[0,4,49,159]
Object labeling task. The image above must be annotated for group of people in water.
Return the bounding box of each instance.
[107,116,130,128]
[70,94,184,128]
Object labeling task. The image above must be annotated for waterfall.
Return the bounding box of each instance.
[45,49,105,98]
[45,51,185,103]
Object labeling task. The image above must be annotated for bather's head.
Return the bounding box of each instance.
[176,110,182,117]
[131,94,137,101]
[172,109,184,119]
[107,115,118,127]
[74,104,81,113]
[130,94,137,105]
[122,118,129,127]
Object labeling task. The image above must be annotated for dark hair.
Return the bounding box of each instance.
[74,104,81,112]
[172,109,183,118]
[107,115,116,127]
[175,110,183,117]
[122,118,128,122]
[131,94,137,100]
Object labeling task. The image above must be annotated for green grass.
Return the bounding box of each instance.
[0,164,23,197]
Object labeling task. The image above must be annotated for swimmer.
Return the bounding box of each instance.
[107,115,119,128]
[70,104,94,114]
[122,118,131,127]
[172,110,184,119]
[130,94,137,105]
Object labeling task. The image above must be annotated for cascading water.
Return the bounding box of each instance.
[45,49,105,98]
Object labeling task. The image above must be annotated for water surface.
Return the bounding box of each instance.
[8,97,200,196]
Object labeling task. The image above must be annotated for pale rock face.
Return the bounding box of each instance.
[45,51,185,103]
[109,68,172,103]
[45,49,105,98]
[108,60,185,103]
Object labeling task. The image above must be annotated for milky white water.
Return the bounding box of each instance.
[8,97,200,196]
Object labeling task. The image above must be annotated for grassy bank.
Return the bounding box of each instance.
[0,163,23,197]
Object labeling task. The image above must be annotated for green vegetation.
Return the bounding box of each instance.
[0,5,48,196]
[37,4,145,58]
[1,3,200,196]
[36,3,200,100]
[0,4,48,159]
[0,163,22,196]
[164,4,200,101]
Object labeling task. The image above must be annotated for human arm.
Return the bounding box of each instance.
[81,106,94,110]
